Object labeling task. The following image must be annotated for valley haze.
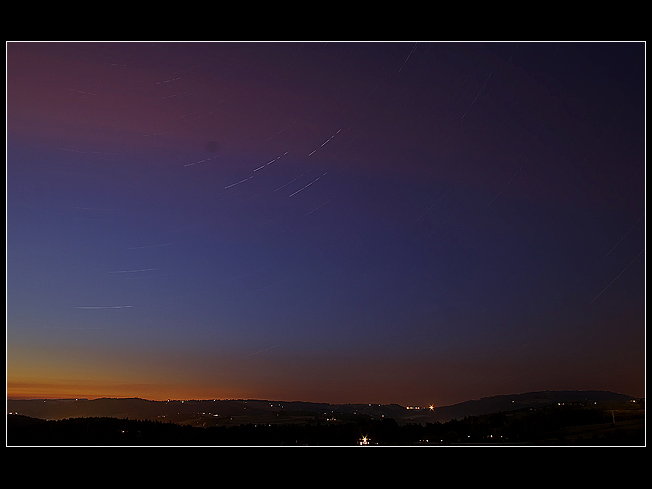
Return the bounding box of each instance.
[7,389,639,424]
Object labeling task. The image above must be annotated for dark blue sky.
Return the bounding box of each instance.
[7,42,645,406]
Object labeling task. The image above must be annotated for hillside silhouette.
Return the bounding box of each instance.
[7,390,644,446]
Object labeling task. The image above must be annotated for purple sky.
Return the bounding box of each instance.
[6,41,645,406]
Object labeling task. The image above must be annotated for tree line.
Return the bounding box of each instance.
[8,403,644,446]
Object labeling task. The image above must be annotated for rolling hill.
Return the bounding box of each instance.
[7,390,643,445]
[7,390,637,424]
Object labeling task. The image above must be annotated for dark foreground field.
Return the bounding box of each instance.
[7,401,644,446]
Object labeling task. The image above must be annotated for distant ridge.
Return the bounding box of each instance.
[7,390,636,424]
[419,390,636,423]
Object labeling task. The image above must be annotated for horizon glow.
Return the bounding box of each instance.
[6,41,645,407]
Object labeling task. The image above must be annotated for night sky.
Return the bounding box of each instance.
[6,42,645,407]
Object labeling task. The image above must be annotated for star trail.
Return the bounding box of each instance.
[6,41,645,407]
